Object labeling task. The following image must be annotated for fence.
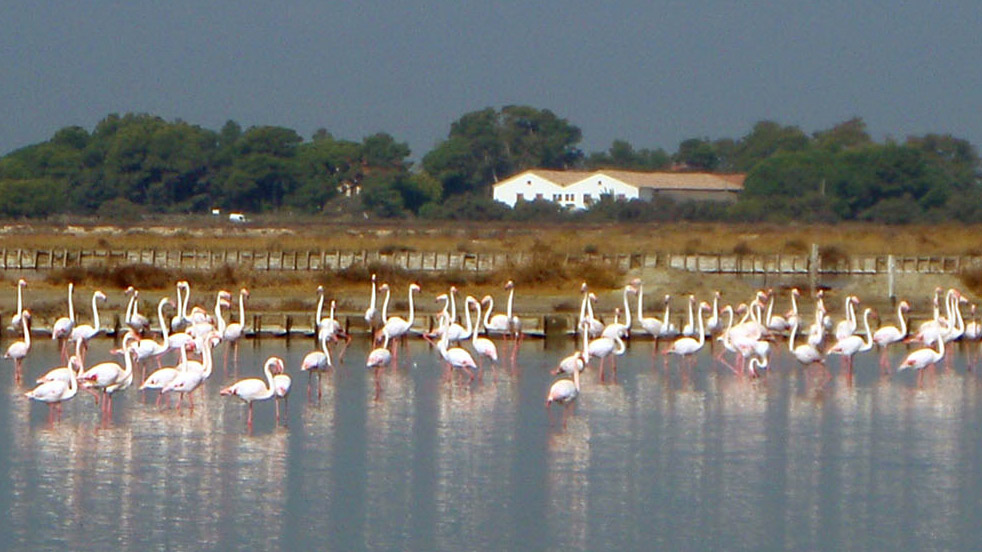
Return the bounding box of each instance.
[0,247,975,276]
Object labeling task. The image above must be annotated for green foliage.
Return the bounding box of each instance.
[585,140,671,171]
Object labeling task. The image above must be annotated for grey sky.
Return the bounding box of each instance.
[3,2,980,160]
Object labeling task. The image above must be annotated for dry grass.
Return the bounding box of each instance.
[5,220,982,257]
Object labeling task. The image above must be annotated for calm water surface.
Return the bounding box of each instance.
[3,336,982,551]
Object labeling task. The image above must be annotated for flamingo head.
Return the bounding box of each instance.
[588,293,597,303]
[465,296,478,307]
[410,283,421,293]
[95,291,107,301]
[505,280,514,290]
[481,295,492,305]
[700,302,711,312]
[435,293,448,304]
[218,290,232,301]
[449,286,458,295]
[18,279,26,288]
[791,288,800,297]
[316,285,324,295]
[241,288,250,298]
[630,278,642,287]
[371,273,376,283]
[663,295,671,304]
[124,285,135,295]
[580,282,589,293]
[379,283,390,292]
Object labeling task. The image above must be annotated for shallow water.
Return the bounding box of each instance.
[3,335,982,551]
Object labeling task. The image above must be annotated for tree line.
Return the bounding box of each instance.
[0,108,978,224]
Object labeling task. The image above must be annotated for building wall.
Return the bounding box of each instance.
[565,175,639,209]
[638,188,739,203]
[492,173,568,208]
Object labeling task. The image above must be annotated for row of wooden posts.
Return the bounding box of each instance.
[0,246,973,276]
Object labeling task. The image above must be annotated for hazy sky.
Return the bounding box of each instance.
[3,2,980,160]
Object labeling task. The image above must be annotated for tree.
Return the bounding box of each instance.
[813,117,872,152]
[674,138,719,170]
[728,121,810,172]
[585,140,671,171]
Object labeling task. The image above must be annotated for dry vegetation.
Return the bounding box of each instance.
[0,219,978,321]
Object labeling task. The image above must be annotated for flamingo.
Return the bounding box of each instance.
[69,290,107,361]
[367,333,393,398]
[139,341,194,409]
[834,295,860,341]
[899,334,945,384]
[170,281,191,333]
[789,318,823,367]
[162,332,220,411]
[873,301,910,369]
[578,284,604,338]
[437,315,478,383]
[964,304,981,341]
[467,296,498,377]
[706,290,723,336]
[681,295,697,337]
[443,287,470,343]
[25,354,79,422]
[221,356,283,428]
[764,289,790,334]
[634,280,665,347]
[602,284,636,339]
[272,362,291,422]
[364,273,380,332]
[379,283,420,360]
[9,278,26,332]
[5,310,31,382]
[587,328,627,383]
[910,288,955,345]
[131,298,174,373]
[80,344,136,415]
[827,307,874,375]
[665,301,710,368]
[36,339,84,386]
[553,317,591,376]
[746,356,768,379]
[51,283,75,361]
[319,298,351,361]
[546,323,587,429]
[222,288,249,367]
[301,330,332,401]
[124,286,151,334]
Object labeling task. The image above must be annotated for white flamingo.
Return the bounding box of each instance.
[364,273,379,331]
[221,356,283,428]
[467,296,498,376]
[367,333,393,397]
[80,343,136,415]
[587,328,627,383]
[139,341,193,409]
[834,295,860,341]
[5,309,30,382]
[51,283,75,360]
[602,283,635,339]
[899,334,945,385]
[223,288,249,367]
[9,278,26,332]
[827,307,874,374]
[789,318,823,367]
[665,301,710,368]
[437,315,478,383]
[553,318,591,376]
[25,354,79,422]
[546,322,587,429]
[379,283,420,360]
[272,363,292,423]
[873,300,910,369]
[162,332,220,411]
[301,330,332,401]
[69,290,107,360]
[124,286,151,334]
[578,284,604,338]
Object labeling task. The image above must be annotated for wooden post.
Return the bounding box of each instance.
[253,314,262,339]
[888,254,896,302]
[809,243,819,294]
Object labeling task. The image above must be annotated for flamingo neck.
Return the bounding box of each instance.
[483,298,494,329]
[897,304,908,337]
[92,293,101,331]
[125,292,135,323]
[471,301,481,346]
[316,290,325,322]
[22,312,30,348]
[405,287,416,327]
[381,287,391,320]
[506,286,515,319]
[636,284,645,321]
[67,284,75,321]
[860,309,873,349]
[262,360,276,397]
[622,287,632,328]
[789,320,798,351]
[157,299,170,341]
[369,278,377,310]
[449,291,457,323]
[216,296,227,334]
[239,291,247,324]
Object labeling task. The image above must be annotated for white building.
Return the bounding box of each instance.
[492,169,744,209]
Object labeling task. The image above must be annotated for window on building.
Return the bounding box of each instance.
[565,193,574,201]
[583,194,592,205]
[553,193,562,201]
[535,193,544,200]
[516,193,524,202]
[617,194,626,200]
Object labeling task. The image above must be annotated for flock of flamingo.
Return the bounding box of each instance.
[3,274,971,430]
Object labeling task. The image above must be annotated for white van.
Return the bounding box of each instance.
[229,213,247,223]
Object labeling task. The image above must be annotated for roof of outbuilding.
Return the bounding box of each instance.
[497,169,745,191]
